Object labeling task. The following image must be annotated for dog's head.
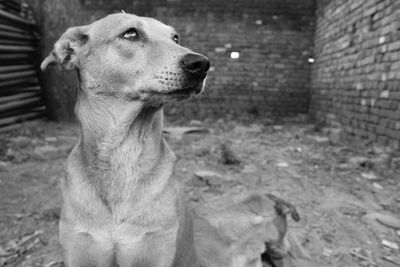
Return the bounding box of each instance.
[41,13,210,104]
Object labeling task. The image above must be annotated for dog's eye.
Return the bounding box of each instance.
[172,34,179,44]
[122,28,139,40]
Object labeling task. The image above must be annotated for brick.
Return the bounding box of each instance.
[311,0,400,150]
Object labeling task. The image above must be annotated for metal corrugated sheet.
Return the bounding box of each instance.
[0,0,45,131]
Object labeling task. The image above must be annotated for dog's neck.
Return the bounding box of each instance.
[76,90,164,169]
[74,72,175,188]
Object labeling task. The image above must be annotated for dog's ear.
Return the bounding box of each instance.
[41,26,89,71]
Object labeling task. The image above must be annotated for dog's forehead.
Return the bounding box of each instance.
[89,13,175,38]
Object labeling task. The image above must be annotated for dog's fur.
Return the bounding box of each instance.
[41,13,209,267]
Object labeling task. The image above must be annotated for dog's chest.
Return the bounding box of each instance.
[69,219,179,266]
[112,221,179,265]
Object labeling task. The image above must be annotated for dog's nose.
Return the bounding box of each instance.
[180,53,210,77]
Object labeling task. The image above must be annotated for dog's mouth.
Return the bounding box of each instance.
[170,74,208,95]
[145,80,204,98]
[165,82,203,95]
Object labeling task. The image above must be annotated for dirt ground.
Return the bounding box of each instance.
[0,117,399,267]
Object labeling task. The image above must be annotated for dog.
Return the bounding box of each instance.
[41,12,305,267]
[41,13,209,267]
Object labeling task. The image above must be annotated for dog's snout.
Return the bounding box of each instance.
[180,53,210,77]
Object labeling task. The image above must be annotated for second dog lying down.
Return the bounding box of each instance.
[41,12,299,267]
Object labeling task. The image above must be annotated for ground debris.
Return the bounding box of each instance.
[233,124,263,134]
[327,127,344,145]
[364,212,400,230]
[322,247,333,257]
[272,125,283,131]
[276,161,289,168]
[0,161,9,171]
[308,135,330,144]
[0,230,45,267]
[349,247,377,266]
[241,164,258,173]
[4,148,30,163]
[44,137,58,142]
[348,156,373,168]
[382,255,400,266]
[194,170,224,187]
[219,142,241,165]
[40,207,61,222]
[32,144,72,161]
[33,145,58,156]
[8,136,31,148]
[163,126,209,140]
[392,157,400,169]
[372,182,383,190]
[361,172,378,181]
[382,240,399,250]
[0,129,74,164]
[44,260,64,267]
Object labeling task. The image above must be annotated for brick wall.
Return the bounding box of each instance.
[310,0,400,149]
[29,0,315,120]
